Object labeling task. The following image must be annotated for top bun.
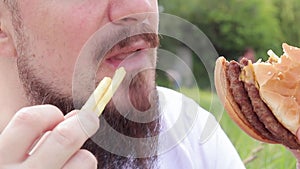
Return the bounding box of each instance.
[252,43,300,135]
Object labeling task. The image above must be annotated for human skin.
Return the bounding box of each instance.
[0,0,158,131]
[0,0,158,168]
[2,0,300,169]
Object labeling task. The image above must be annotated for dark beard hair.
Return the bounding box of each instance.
[17,59,75,113]
[83,73,160,169]
[83,70,161,169]
[17,58,161,168]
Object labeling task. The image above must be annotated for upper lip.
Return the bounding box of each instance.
[105,38,152,61]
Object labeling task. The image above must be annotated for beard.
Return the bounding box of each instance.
[16,24,161,168]
[83,71,161,169]
[17,57,161,169]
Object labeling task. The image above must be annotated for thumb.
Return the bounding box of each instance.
[290,128,300,169]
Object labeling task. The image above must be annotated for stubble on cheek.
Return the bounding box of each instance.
[11,4,75,113]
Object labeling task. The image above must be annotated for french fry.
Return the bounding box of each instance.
[81,67,126,116]
[95,67,126,116]
[81,77,111,113]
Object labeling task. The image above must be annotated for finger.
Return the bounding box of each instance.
[291,129,300,155]
[0,105,64,163]
[62,149,97,169]
[28,111,79,155]
[64,110,78,119]
[24,110,99,169]
[297,128,300,140]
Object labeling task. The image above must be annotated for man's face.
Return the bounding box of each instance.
[13,0,159,110]
[6,1,160,168]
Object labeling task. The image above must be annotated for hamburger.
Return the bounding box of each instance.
[214,43,300,149]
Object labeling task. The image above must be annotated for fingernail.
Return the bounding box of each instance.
[76,110,99,138]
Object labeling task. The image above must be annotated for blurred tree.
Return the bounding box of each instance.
[159,0,283,60]
[274,0,300,47]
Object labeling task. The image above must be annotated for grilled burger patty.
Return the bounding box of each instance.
[226,61,278,142]
[226,59,300,149]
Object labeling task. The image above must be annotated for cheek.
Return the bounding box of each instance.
[18,1,108,89]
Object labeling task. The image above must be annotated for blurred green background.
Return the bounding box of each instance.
[158,0,300,89]
[157,0,299,168]
[159,0,300,61]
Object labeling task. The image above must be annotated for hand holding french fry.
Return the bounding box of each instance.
[0,68,126,169]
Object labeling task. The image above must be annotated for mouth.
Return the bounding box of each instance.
[104,34,159,70]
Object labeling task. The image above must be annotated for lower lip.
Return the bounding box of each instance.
[105,49,153,72]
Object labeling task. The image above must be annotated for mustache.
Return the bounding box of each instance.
[72,22,159,109]
[93,23,160,62]
[115,33,159,51]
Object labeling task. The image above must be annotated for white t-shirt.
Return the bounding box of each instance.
[157,87,245,169]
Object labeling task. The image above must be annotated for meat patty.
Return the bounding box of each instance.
[226,61,278,142]
[226,59,300,149]
[244,82,300,149]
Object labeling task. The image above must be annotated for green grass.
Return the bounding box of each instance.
[180,87,296,169]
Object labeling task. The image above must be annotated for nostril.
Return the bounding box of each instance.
[108,0,154,25]
[121,17,138,22]
[111,15,143,26]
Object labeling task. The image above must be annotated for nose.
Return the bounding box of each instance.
[108,0,157,25]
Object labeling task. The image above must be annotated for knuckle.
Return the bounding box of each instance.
[35,104,64,118]
[14,108,39,126]
[40,104,62,114]
[13,105,64,127]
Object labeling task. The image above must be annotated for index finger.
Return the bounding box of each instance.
[0,105,64,164]
[24,110,99,169]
